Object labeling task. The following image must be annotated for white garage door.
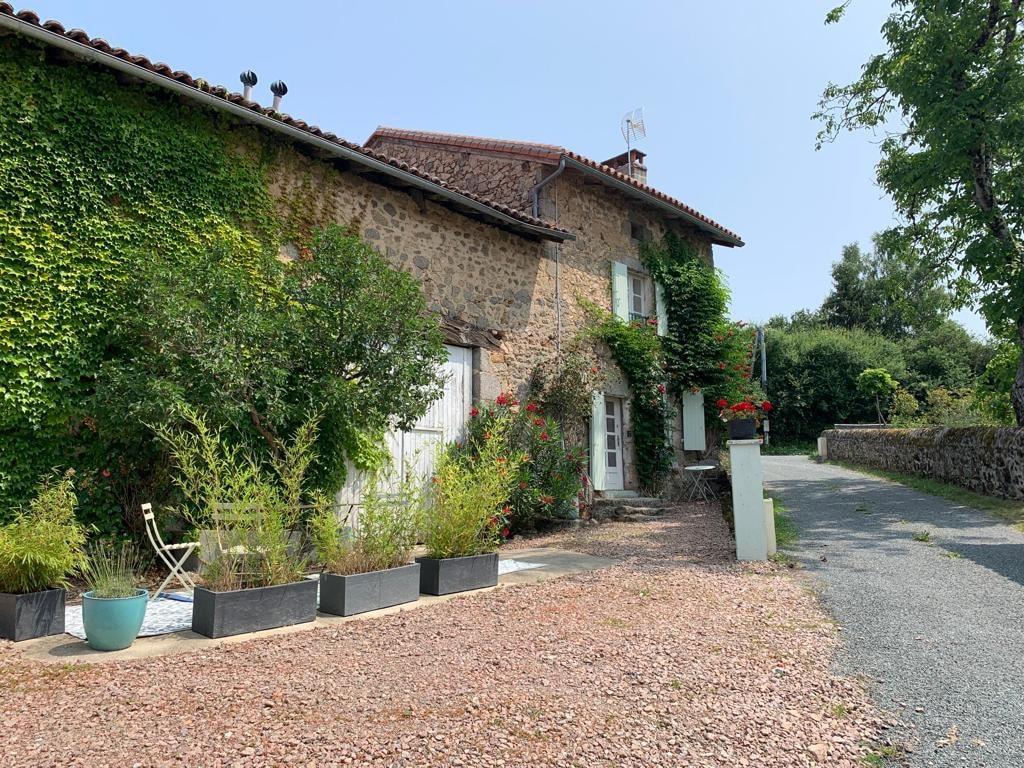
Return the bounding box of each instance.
[337,345,473,509]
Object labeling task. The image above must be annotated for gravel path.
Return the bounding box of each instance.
[0,502,882,767]
[764,456,1024,768]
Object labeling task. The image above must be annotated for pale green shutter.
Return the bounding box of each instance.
[611,262,629,322]
[681,390,707,452]
[590,391,607,491]
[655,282,668,336]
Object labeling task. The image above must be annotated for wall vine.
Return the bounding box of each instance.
[0,38,284,512]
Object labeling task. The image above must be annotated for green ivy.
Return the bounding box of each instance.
[0,38,281,517]
[582,301,674,494]
[641,233,731,396]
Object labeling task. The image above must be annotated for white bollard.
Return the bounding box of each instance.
[763,497,777,557]
[817,436,828,462]
[728,439,768,561]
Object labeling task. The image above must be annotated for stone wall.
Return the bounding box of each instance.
[823,427,1024,501]
[360,138,719,490]
[264,146,560,399]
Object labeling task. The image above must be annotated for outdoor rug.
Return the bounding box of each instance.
[64,594,194,640]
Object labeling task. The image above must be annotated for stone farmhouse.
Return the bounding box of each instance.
[0,5,742,498]
[364,129,744,491]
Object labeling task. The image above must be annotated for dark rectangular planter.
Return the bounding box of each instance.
[727,418,758,440]
[0,588,65,642]
[415,553,499,596]
[319,563,420,617]
[191,579,317,639]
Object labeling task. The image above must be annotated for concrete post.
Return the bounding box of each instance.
[728,439,768,561]
[763,497,777,556]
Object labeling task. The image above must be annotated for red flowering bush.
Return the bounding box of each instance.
[716,399,774,423]
[463,394,587,534]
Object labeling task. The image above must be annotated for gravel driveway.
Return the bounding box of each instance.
[764,456,1024,768]
[1,502,881,767]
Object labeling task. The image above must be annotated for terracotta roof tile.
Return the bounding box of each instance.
[0,4,569,240]
[367,126,743,246]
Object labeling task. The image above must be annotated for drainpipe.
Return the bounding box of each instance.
[530,159,568,358]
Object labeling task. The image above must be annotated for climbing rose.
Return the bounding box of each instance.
[526,403,538,412]
[716,398,727,409]
[657,383,667,394]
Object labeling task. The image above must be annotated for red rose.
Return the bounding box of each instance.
[650,398,658,406]
[657,383,667,394]
[526,403,537,412]
[716,398,727,409]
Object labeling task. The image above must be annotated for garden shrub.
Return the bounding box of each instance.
[311,468,422,575]
[424,417,522,558]
[461,395,587,533]
[0,471,87,594]
[154,406,322,591]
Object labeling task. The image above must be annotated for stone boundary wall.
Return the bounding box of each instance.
[822,427,1024,501]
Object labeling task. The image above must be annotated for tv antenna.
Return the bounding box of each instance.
[620,107,646,178]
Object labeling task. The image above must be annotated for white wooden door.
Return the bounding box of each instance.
[337,345,473,507]
[392,345,472,486]
[604,396,624,491]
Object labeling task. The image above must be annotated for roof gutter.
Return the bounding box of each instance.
[530,158,567,219]
[561,156,744,247]
[0,13,572,243]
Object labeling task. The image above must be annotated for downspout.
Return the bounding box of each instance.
[531,159,568,357]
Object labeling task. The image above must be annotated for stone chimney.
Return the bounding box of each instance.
[601,149,647,185]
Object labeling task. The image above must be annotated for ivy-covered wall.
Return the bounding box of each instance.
[0,35,555,520]
[0,37,284,509]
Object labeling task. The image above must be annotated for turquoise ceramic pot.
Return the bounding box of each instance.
[82,589,148,651]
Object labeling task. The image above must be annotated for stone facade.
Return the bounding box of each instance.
[369,136,719,490]
[823,427,1024,501]
[263,147,561,396]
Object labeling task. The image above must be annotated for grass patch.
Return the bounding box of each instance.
[912,530,932,543]
[830,703,849,719]
[861,744,900,766]
[833,461,1024,532]
[770,495,799,549]
[940,550,963,560]
[761,440,816,456]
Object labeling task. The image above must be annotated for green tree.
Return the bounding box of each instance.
[856,368,900,423]
[820,236,952,338]
[94,225,447,500]
[817,0,1024,424]
[765,327,906,440]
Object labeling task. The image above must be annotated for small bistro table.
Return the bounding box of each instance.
[684,464,717,503]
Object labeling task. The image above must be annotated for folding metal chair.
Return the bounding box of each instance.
[141,503,198,601]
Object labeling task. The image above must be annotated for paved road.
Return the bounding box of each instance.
[763,456,1024,768]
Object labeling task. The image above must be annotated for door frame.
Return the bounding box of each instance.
[604,395,624,491]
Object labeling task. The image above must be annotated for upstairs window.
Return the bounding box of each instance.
[629,270,650,321]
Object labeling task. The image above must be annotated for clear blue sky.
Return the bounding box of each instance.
[24,0,987,335]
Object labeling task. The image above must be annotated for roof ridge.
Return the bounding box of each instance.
[0,4,569,238]
[366,126,743,246]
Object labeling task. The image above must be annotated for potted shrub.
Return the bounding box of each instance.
[312,470,422,617]
[156,408,319,639]
[417,418,522,595]
[716,398,773,440]
[80,540,149,651]
[0,472,86,642]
